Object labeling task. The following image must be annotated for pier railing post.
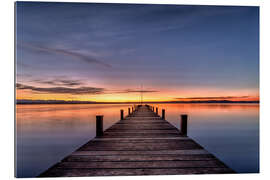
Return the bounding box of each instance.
[120,109,124,120]
[96,115,103,137]
[162,109,165,119]
[156,107,158,115]
[180,114,188,136]
[128,108,131,115]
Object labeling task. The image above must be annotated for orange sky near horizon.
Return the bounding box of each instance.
[16,88,259,102]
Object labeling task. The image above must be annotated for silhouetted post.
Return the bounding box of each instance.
[132,107,134,113]
[162,109,165,119]
[156,107,158,115]
[121,109,124,120]
[128,108,131,115]
[180,114,188,136]
[152,107,154,111]
[96,115,103,137]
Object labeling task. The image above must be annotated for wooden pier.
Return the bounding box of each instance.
[39,105,234,177]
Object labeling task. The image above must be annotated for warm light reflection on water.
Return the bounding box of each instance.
[16,103,259,177]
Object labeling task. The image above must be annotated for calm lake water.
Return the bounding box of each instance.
[15,103,259,177]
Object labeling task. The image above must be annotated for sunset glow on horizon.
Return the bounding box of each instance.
[16,86,259,102]
[16,2,259,103]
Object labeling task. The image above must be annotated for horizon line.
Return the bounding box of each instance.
[16,99,259,104]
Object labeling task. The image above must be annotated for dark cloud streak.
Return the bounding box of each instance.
[33,79,83,86]
[16,83,104,95]
[19,42,112,68]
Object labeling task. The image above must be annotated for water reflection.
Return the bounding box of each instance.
[151,103,259,173]
[16,104,132,177]
[16,103,259,177]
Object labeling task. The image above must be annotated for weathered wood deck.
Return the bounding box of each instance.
[39,105,234,177]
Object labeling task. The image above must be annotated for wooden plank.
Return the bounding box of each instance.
[78,145,202,151]
[107,128,178,131]
[126,116,161,118]
[92,137,190,141]
[115,123,168,125]
[104,130,180,133]
[64,154,216,162]
[40,168,233,177]
[101,134,183,138]
[115,121,170,124]
[79,141,203,151]
[88,138,192,143]
[55,160,226,169]
[102,132,182,137]
[112,124,172,126]
[71,149,211,156]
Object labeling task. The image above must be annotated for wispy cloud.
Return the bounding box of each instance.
[16,83,104,95]
[19,42,112,68]
[121,89,159,93]
[106,89,159,94]
[175,96,251,100]
[33,79,83,87]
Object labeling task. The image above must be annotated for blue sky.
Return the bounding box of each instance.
[16,2,259,101]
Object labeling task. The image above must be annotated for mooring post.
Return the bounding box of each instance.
[120,109,124,120]
[162,109,165,119]
[96,115,103,137]
[180,114,188,136]
[128,108,131,115]
[156,107,158,115]
[132,107,134,113]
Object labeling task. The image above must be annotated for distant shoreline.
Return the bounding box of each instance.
[16,100,259,105]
